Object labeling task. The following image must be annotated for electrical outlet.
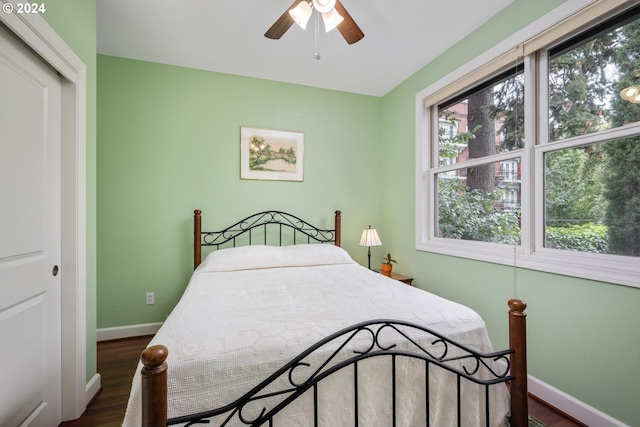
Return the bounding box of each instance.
[145,292,154,305]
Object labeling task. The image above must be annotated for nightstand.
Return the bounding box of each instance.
[374,269,413,286]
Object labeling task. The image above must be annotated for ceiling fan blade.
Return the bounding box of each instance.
[264,0,300,39]
[334,0,364,45]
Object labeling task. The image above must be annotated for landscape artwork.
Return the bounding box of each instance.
[240,127,304,181]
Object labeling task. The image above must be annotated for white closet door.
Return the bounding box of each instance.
[0,24,62,427]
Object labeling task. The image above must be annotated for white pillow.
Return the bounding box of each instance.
[198,244,355,272]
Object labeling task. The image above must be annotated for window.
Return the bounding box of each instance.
[543,9,640,258]
[435,67,524,245]
[416,0,640,287]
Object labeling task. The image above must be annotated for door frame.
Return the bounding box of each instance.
[0,2,88,420]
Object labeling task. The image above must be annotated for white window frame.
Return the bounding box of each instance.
[415,0,640,288]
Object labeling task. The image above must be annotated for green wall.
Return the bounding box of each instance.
[380,0,640,425]
[96,55,384,327]
[42,0,98,385]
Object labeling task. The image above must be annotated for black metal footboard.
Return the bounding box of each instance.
[165,319,513,427]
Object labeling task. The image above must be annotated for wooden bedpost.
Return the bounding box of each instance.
[508,298,528,427]
[334,210,341,247]
[194,209,202,269]
[141,345,169,427]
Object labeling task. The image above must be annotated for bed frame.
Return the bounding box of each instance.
[193,209,342,269]
[139,210,528,427]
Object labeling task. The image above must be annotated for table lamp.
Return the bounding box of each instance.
[359,225,382,269]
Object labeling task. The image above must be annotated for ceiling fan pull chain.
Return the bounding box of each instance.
[314,12,321,60]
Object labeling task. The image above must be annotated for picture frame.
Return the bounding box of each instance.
[240,127,304,181]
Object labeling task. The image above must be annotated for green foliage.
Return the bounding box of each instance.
[487,72,525,151]
[438,179,521,244]
[545,147,607,227]
[548,32,618,141]
[604,19,640,256]
[382,253,397,264]
[602,136,640,256]
[545,223,609,253]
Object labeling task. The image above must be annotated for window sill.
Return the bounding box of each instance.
[416,238,640,289]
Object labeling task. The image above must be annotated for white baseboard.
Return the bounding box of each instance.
[495,359,628,426]
[85,373,101,407]
[96,322,162,342]
[528,375,629,427]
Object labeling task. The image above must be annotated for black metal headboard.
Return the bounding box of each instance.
[193,210,342,269]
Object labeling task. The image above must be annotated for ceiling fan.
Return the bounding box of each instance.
[265,0,365,45]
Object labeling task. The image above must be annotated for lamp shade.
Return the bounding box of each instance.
[322,8,344,32]
[359,226,382,247]
[289,1,312,30]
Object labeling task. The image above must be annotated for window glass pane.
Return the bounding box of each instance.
[436,159,521,244]
[544,136,640,257]
[548,9,640,142]
[438,70,524,167]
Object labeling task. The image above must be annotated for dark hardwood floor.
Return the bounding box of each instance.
[59,336,154,427]
[60,335,585,427]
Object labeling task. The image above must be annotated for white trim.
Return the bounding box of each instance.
[528,375,630,427]
[97,322,163,342]
[0,2,88,421]
[520,54,535,257]
[85,373,102,407]
[415,93,429,247]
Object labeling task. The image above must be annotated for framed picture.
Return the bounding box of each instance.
[240,127,304,181]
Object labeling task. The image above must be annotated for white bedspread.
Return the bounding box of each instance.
[122,245,509,426]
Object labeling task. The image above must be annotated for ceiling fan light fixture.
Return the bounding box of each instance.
[289,1,313,30]
[265,0,363,44]
[312,0,336,14]
[322,8,344,32]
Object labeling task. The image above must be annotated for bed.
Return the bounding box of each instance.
[123,210,528,427]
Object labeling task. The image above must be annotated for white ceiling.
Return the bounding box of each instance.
[97,0,514,97]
